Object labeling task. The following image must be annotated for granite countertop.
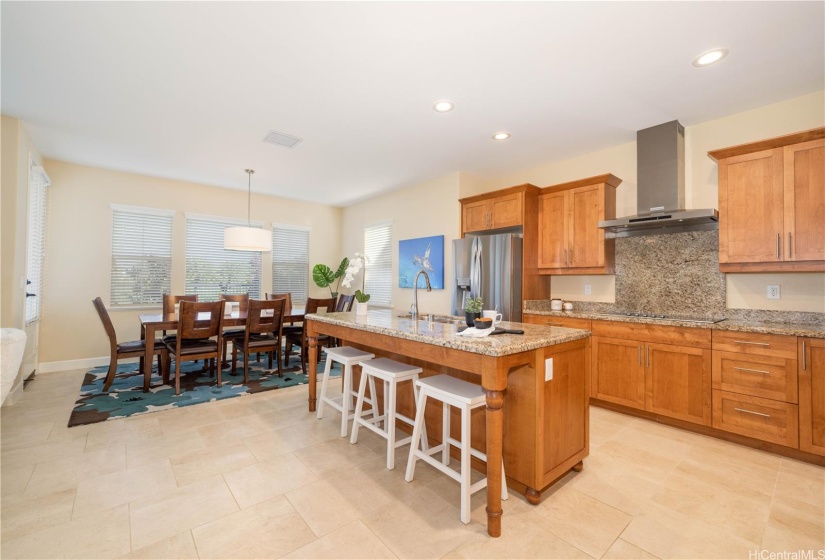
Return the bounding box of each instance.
[523,309,825,338]
[305,309,591,357]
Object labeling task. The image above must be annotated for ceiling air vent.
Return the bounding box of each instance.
[262,130,302,149]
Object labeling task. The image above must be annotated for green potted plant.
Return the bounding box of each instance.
[464,296,483,327]
[312,258,349,299]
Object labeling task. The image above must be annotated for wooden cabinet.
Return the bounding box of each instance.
[591,320,712,425]
[799,337,825,456]
[711,330,799,448]
[709,128,825,272]
[538,174,621,274]
[522,314,592,330]
[592,336,645,408]
[460,190,523,233]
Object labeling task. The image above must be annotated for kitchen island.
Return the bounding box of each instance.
[305,310,591,537]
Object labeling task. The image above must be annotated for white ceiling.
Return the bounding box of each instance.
[2,2,823,206]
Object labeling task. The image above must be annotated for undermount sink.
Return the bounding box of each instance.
[397,313,463,325]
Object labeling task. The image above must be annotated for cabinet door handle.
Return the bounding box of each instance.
[646,344,650,368]
[569,246,573,265]
[733,340,770,347]
[564,248,568,265]
[788,232,792,258]
[802,340,807,370]
[776,233,781,258]
[638,344,642,367]
[734,407,771,418]
[734,367,770,375]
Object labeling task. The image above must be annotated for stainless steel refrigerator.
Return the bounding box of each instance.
[452,233,523,322]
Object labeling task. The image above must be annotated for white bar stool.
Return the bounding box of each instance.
[405,374,508,524]
[317,346,376,437]
[350,357,427,469]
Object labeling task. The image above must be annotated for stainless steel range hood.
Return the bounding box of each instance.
[598,120,718,238]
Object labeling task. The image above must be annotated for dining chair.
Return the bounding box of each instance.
[161,294,198,342]
[284,296,335,374]
[163,300,224,396]
[220,293,250,365]
[335,294,356,312]
[231,298,285,382]
[93,297,167,392]
[265,292,295,363]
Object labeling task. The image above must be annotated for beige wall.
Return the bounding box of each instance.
[39,160,342,363]
[466,91,825,311]
[341,172,461,315]
[1,116,43,329]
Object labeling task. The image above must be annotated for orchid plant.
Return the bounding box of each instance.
[341,252,370,303]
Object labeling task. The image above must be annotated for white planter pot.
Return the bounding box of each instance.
[355,302,368,316]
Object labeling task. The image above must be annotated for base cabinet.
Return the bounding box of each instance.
[799,338,825,456]
[592,333,711,426]
[712,390,799,448]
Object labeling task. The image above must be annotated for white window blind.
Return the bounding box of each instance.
[272,225,310,306]
[110,205,173,307]
[185,214,262,300]
[25,164,50,324]
[364,221,393,308]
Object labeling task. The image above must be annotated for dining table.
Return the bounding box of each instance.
[138,307,305,391]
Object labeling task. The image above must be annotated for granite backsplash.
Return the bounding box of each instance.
[527,230,825,325]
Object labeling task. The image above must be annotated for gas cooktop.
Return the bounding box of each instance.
[596,311,726,324]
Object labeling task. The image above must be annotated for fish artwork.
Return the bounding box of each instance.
[412,242,435,272]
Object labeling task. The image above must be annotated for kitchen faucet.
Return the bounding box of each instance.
[409,269,432,320]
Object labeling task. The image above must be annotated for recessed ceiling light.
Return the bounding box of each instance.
[692,48,729,67]
[492,132,511,141]
[433,100,454,113]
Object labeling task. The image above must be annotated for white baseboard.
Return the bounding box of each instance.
[38,356,137,374]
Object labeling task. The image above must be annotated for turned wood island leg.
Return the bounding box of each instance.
[525,488,541,505]
[308,334,318,412]
[485,389,505,537]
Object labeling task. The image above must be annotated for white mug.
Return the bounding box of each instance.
[482,310,503,325]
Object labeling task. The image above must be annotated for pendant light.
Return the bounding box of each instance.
[224,169,271,251]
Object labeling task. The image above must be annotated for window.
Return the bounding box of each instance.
[110,205,174,307]
[25,163,51,324]
[364,221,393,308]
[185,213,262,300]
[272,225,310,306]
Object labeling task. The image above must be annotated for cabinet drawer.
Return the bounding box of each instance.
[523,314,591,330]
[712,331,797,359]
[592,320,711,348]
[712,390,799,448]
[712,351,798,403]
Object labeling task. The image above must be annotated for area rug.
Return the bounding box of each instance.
[68,354,337,427]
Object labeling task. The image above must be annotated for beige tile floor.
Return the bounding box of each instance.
[1,368,823,559]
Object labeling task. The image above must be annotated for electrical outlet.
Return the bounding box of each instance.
[767,285,780,300]
[584,284,592,296]
[545,358,553,381]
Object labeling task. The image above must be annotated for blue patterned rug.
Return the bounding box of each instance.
[68,354,337,427]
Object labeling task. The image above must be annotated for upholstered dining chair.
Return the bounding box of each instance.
[93,297,167,392]
[163,300,224,396]
[284,296,335,374]
[220,293,249,365]
[231,298,285,381]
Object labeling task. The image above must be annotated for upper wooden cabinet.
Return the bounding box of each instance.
[709,128,825,272]
[460,189,524,234]
[537,174,621,274]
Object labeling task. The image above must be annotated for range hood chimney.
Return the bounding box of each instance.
[598,120,718,238]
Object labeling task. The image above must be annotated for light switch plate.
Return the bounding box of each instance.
[584,284,592,296]
[544,358,553,381]
[767,285,780,300]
